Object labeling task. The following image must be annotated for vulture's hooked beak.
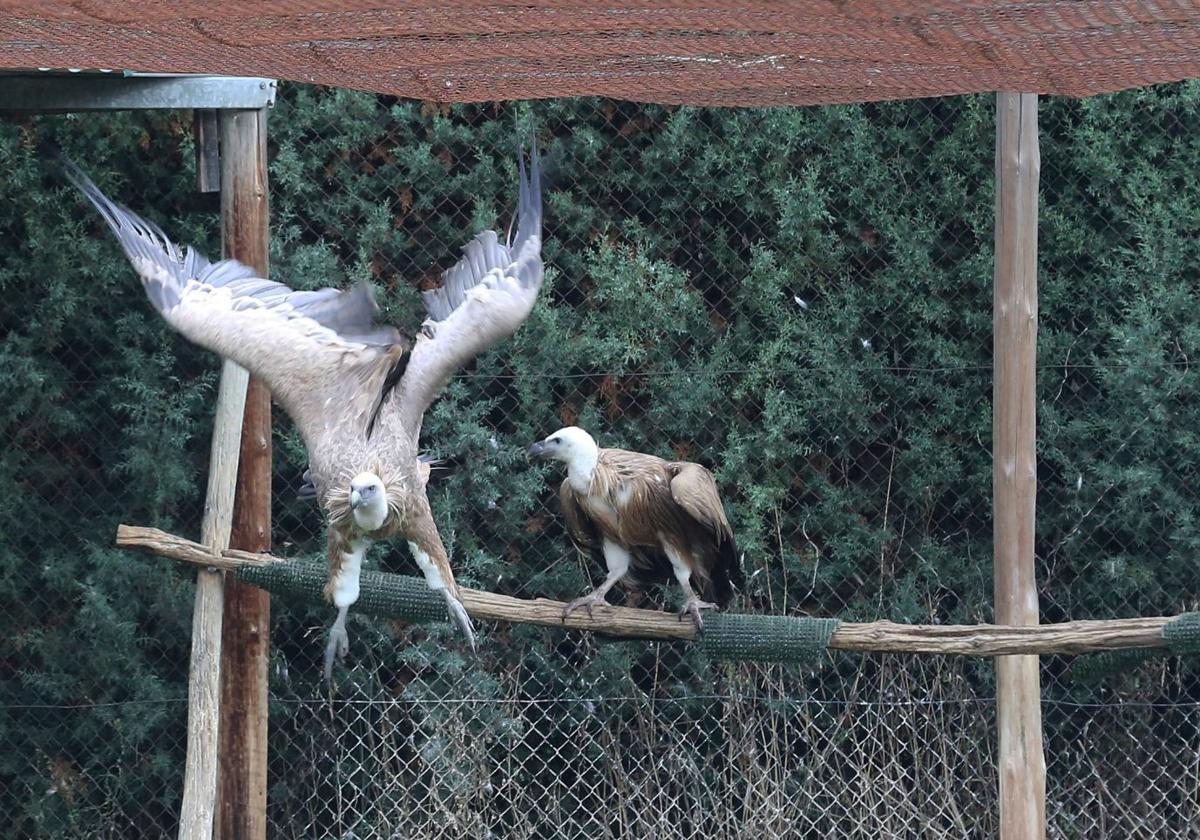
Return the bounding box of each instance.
[349,489,363,509]
[527,440,550,460]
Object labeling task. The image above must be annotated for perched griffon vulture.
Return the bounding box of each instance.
[63,141,543,678]
[529,427,743,628]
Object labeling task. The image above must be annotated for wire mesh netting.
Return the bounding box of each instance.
[6,3,1200,106]
[2,82,1200,838]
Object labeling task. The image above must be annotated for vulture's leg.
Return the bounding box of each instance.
[323,534,371,684]
[663,543,717,631]
[563,539,630,620]
[324,604,350,685]
[406,507,477,652]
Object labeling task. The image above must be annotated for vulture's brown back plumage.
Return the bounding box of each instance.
[559,448,743,606]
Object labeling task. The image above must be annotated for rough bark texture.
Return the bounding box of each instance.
[178,360,248,840]
[117,525,1176,657]
[215,107,271,840]
[993,91,1046,840]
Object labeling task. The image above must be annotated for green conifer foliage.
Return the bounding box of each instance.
[2,82,1198,835]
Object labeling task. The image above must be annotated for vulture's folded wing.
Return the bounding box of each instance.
[558,480,606,566]
[668,464,734,542]
[63,159,408,453]
[393,139,543,429]
[559,479,598,544]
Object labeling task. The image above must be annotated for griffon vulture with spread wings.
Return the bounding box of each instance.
[63,140,543,679]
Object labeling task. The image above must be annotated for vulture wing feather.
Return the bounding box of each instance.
[669,463,744,604]
[62,157,409,456]
[668,464,733,541]
[392,138,543,430]
[558,479,606,568]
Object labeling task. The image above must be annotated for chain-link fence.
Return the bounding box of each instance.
[3,82,1200,839]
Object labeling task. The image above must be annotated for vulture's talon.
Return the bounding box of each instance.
[678,598,718,632]
[562,593,606,622]
[323,621,350,686]
[443,590,477,653]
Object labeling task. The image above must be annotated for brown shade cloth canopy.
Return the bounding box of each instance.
[1,2,1199,106]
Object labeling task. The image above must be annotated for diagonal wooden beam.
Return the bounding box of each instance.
[177,361,246,840]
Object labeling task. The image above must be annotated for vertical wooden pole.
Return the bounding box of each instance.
[215,107,272,840]
[179,360,248,840]
[993,91,1046,840]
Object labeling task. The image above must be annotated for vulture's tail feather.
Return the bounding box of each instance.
[365,344,411,439]
[305,282,402,348]
[710,535,745,608]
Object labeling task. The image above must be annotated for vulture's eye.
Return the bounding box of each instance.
[551,437,561,444]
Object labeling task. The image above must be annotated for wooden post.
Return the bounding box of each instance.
[178,360,248,840]
[215,107,271,840]
[993,92,1046,840]
[193,109,220,194]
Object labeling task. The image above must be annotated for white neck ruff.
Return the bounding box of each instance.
[353,496,389,532]
[565,444,599,494]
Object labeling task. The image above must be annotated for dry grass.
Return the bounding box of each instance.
[269,653,1200,839]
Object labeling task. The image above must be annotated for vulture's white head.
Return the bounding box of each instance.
[349,471,388,531]
[528,426,600,485]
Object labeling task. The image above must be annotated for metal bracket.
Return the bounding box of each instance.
[0,73,277,113]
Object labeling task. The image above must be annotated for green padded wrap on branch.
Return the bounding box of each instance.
[236,563,841,662]
[236,562,448,623]
[1163,612,1200,655]
[698,613,841,663]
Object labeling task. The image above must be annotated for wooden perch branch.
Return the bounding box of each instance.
[116,524,1176,657]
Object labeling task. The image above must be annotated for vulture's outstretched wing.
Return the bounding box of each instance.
[63,160,408,455]
[392,140,543,430]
